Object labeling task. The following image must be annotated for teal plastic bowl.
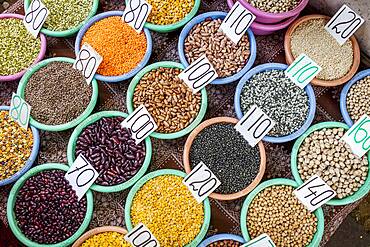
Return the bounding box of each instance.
[17,57,98,132]
[7,163,94,247]
[126,61,208,139]
[24,0,99,37]
[124,169,211,247]
[240,178,324,247]
[67,111,152,193]
[291,121,370,206]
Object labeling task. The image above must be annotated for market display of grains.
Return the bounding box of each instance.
[133,67,201,133]
[245,0,300,13]
[247,185,318,246]
[146,0,194,25]
[0,18,41,75]
[208,240,242,246]
[346,76,370,122]
[297,128,368,199]
[184,18,250,78]
[81,16,147,76]
[130,174,204,246]
[80,232,130,247]
[0,111,33,181]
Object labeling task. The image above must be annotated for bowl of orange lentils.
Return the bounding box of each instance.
[75,11,152,83]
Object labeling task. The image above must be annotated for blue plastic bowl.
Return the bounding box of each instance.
[340,68,370,127]
[75,11,152,83]
[198,233,245,247]
[178,11,257,85]
[0,106,40,186]
[234,63,316,143]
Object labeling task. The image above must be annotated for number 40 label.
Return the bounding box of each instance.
[342,114,370,158]
[73,43,102,85]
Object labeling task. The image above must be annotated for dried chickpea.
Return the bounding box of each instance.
[81,231,130,247]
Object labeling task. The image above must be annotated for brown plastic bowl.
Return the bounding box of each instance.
[72,226,128,247]
[183,117,266,201]
[284,14,360,87]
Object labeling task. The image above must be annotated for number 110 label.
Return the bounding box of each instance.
[342,114,370,158]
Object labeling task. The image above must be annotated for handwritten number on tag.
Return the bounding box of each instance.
[23,0,49,37]
[184,164,217,197]
[67,156,96,187]
[125,223,159,247]
[223,3,253,35]
[122,0,152,33]
[73,44,102,84]
[342,115,370,157]
[9,93,31,130]
[285,54,322,88]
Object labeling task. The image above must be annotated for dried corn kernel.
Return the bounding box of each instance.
[146,0,194,25]
[81,232,130,247]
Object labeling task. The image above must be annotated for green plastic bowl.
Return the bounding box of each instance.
[124,0,200,33]
[67,111,152,193]
[240,178,324,247]
[7,163,94,247]
[17,57,99,132]
[127,61,208,139]
[24,0,99,37]
[291,121,370,206]
[124,169,211,247]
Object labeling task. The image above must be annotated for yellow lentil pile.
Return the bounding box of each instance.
[81,232,130,247]
[146,0,194,25]
[0,111,33,180]
[131,175,204,246]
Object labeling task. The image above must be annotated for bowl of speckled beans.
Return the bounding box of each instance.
[178,11,257,84]
[0,14,47,82]
[284,14,361,87]
[291,122,370,205]
[23,0,99,37]
[198,233,245,247]
[72,226,129,247]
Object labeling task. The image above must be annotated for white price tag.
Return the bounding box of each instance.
[23,0,49,38]
[178,54,218,94]
[294,175,336,212]
[285,54,322,89]
[124,223,159,247]
[242,234,276,247]
[121,105,158,145]
[342,114,370,158]
[220,1,255,44]
[325,4,365,46]
[9,93,31,130]
[183,162,221,203]
[122,0,152,33]
[235,105,275,147]
[65,154,99,201]
[73,43,102,85]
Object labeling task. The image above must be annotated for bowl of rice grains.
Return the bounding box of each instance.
[183,117,266,200]
[0,14,46,82]
[72,226,129,247]
[125,169,211,247]
[16,57,99,132]
[75,11,152,83]
[0,106,40,186]
[23,0,99,37]
[198,233,245,247]
[284,14,360,87]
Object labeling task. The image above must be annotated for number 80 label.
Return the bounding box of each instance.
[9,93,31,130]
[73,43,102,85]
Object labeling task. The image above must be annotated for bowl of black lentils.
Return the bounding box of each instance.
[291,122,370,205]
[23,0,99,37]
[67,111,152,193]
[16,57,99,132]
[183,117,266,200]
[234,63,316,143]
[198,233,245,247]
[178,11,257,85]
[7,163,94,246]
[240,178,325,247]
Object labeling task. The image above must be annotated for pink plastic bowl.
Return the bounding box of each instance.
[0,14,47,82]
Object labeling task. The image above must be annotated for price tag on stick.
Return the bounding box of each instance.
[124,223,159,247]
[220,1,255,44]
[73,43,102,85]
[294,175,336,212]
[325,4,365,46]
[342,114,370,158]
[9,93,31,130]
[23,0,49,38]
[183,162,221,203]
[241,233,276,247]
[122,0,152,33]
[178,54,218,94]
[235,105,275,147]
[65,154,99,201]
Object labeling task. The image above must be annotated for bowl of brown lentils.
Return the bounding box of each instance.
[198,233,245,247]
[127,61,208,139]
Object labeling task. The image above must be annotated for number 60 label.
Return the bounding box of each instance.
[23,0,49,38]
[73,43,102,85]
[342,114,370,158]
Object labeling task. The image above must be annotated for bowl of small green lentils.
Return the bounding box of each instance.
[24,0,99,37]
[125,169,211,247]
[0,14,47,82]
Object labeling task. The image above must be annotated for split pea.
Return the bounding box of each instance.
[81,232,130,247]
[146,0,194,25]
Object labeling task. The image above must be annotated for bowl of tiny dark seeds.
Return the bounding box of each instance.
[234,63,316,143]
[198,233,245,247]
[178,11,257,85]
[7,163,94,246]
[16,57,98,132]
[67,111,152,193]
[183,117,266,200]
